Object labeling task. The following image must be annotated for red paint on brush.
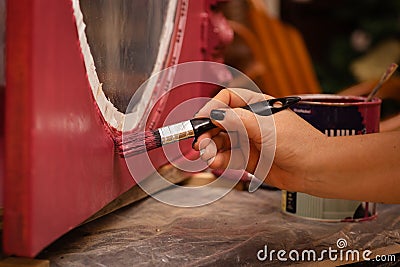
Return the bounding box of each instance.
[119,131,161,157]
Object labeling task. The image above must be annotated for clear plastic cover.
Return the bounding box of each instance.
[39,188,400,266]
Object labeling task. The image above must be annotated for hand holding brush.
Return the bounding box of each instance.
[192,88,400,204]
[117,95,300,158]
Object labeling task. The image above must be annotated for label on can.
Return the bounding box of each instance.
[281,95,381,221]
[285,191,297,214]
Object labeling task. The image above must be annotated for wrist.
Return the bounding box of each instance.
[301,134,331,197]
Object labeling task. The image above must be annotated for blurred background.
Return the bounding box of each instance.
[221,0,400,89]
[280,0,400,93]
[218,0,400,119]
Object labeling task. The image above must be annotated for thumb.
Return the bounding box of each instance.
[210,107,262,142]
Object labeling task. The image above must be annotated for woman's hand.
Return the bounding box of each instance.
[193,88,326,194]
[193,88,400,203]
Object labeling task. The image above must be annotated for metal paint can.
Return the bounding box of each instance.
[282,94,381,222]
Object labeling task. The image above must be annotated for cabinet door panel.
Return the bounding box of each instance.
[4,0,227,257]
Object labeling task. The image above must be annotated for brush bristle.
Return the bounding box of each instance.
[117,130,161,157]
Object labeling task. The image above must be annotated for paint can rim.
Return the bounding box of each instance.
[294,94,381,107]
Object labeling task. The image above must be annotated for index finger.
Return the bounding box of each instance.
[195,88,271,118]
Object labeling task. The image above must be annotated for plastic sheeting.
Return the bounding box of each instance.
[39,188,400,266]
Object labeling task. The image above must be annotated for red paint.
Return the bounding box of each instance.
[118,130,162,157]
[4,0,231,257]
[295,95,381,134]
[0,85,4,208]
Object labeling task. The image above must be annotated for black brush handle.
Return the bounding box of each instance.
[241,96,301,116]
[190,118,217,137]
[190,96,301,143]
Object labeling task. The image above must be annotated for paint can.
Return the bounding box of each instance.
[282,94,381,222]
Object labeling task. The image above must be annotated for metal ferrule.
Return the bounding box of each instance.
[158,120,195,145]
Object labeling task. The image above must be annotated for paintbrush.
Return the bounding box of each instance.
[366,63,398,102]
[118,96,301,158]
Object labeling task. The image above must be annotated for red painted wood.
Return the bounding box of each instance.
[5,0,126,256]
[0,85,4,208]
[4,0,231,257]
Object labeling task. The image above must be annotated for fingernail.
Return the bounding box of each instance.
[210,109,226,121]
[200,149,205,156]
[192,138,198,149]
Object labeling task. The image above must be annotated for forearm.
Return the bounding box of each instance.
[305,131,400,203]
